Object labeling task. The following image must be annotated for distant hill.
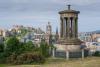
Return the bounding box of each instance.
[92,30,100,34]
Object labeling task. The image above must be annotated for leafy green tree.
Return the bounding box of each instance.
[23,41,35,51]
[0,37,19,63]
[0,36,49,64]
[0,44,4,52]
[20,29,28,37]
[5,36,19,53]
[40,41,50,57]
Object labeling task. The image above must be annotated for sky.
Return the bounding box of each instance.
[0,0,100,32]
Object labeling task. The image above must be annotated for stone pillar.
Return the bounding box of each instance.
[65,18,68,38]
[70,17,73,38]
[52,48,55,58]
[67,17,70,38]
[66,51,69,60]
[75,18,78,38]
[82,49,84,60]
[63,18,65,38]
[72,17,76,38]
[60,17,63,38]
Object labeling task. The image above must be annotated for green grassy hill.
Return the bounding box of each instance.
[1,57,100,67]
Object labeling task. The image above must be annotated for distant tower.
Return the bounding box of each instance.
[45,22,52,45]
[55,27,59,42]
[46,22,52,35]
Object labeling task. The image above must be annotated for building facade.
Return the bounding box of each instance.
[78,32,93,42]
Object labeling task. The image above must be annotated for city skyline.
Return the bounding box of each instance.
[0,0,100,32]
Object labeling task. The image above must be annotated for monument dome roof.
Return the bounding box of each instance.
[59,5,80,14]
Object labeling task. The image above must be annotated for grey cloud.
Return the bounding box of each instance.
[0,0,100,32]
[0,0,100,16]
[0,0,99,13]
[0,0,65,13]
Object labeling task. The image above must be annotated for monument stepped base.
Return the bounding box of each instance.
[53,44,88,58]
[57,38,82,45]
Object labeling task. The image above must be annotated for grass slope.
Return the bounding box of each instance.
[0,64,7,67]
[5,57,100,67]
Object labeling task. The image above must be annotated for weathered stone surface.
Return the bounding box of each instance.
[54,44,81,52]
[54,5,83,58]
[58,5,82,46]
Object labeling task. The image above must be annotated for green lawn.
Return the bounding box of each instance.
[38,57,100,67]
[0,64,7,67]
[1,57,100,67]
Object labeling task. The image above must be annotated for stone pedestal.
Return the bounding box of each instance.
[54,43,82,58]
[55,44,81,52]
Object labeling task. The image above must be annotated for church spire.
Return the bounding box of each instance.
[55,27,59,42]
[56,27,58,35]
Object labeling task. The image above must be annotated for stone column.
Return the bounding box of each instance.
[67,17,70,39]
[82,49,84,60]
[65,18,68,38]
[52,48,55,58]
[66,51,69,60]
[60,17,63,38]
[63,18,65,38]
[70,17,73,38]
[72,17,76,38]
[75,17,78,38]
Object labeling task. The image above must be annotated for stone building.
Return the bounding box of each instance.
[78,32,93,42]
[3,29,11,37]
[0,29,3,36]
[78,31,100,42]
[92,33,100,42]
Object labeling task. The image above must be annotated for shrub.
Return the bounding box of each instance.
[6,53,17,64]
[93,51,100,57]
[0,52,12,63]
[0,44,4,52]
[6,52,45,64]
[40,41,50,57]
[0,53,7,63]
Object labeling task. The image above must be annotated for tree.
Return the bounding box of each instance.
[23,41,35,51]
[5,36,19,53]
[0,44,4,52]
[40,41,50,57]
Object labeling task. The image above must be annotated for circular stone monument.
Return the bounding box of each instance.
[54,5,83,58]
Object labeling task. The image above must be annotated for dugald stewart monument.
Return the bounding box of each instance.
[53,5,87,59]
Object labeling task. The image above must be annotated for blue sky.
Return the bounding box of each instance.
[0,0,100,32]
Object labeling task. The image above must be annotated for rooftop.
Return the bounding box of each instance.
[59,5,80,14]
